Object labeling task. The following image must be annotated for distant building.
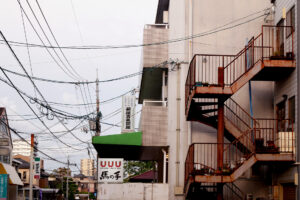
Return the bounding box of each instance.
[80,159,94,177]
[0,108,23,199]
[12,137,38,157]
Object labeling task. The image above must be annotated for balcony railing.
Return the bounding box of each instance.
[255,119,294,153]
[224,98,259,133]
[185,130,254,183]
[185,26,294,111]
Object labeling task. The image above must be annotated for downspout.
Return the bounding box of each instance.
[296,0,300,198]
[162,149,167,184]
[176,63,181,187]
[187,0,193,146]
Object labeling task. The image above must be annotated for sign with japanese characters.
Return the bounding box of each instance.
[98,158,123,183]
[34,157,41,179]
[0,174,8,199]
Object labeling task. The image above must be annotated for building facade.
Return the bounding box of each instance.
[139,0,299,199]
[12,137,38,157]
[81,158,95,177]
[92,0,299,199]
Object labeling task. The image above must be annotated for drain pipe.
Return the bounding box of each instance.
[187,0,193,145]
[176,63,181,187]
[296,0,300,198]
[162,149,167,184]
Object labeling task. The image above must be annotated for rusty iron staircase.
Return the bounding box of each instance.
[184,25,296,198]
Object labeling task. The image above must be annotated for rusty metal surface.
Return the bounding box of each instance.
[263,60,296,68]
[256,153,295,161]
[194,175,232,183]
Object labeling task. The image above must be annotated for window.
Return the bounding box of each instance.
[23,171,27,180]
[286,6,295,37]
[288,96,295,123]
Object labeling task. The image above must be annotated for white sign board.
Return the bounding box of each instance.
[34,157,40,179]
[98,158,123,183]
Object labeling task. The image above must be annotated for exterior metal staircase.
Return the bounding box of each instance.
[186,182,244,200]
[184,25,296,198]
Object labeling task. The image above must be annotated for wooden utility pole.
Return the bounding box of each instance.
[96,69,100,136]
[29,134,34,200]
[66,157,69,200]
[95,69,100,199]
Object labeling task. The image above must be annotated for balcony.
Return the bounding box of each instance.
[185,26,295,117]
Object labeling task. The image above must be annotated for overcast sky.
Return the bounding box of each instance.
[0,0,158,172]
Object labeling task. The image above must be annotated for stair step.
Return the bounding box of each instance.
[200,109,218,114]
[195,102,218,106]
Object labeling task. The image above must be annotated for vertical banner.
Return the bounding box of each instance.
[98,158,123,183]
[34,157,41,179]
[0,174,8,200]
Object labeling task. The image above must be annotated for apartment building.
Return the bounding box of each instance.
[92,0,298,199]
[12,137,38,157]
[81,158,95,177]
[138,0,299,200]
[0,108,23,199]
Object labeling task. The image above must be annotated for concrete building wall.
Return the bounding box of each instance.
[81,159,95,177]
[167,0,188,199]
[272,0,298,187]
[190,0,274,119]
[98,183,169,200]
[143,24,169,68]
[12,140,31,157]
[166,0,275,199]
[140,105,168,146]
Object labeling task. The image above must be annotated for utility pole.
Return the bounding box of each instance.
[66,157,69,200]
[96,69,100,136]
[29,134,34,200]
[95,69,100,200]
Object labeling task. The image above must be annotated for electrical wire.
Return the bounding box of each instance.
[34,0,85,80]
[15,0,80,81]
[0,64,159,84]
[0,31,88,150]
[0,8,270,50]
[1,116,76,166]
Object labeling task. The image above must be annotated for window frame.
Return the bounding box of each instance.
[286,6,295,38]
[288,96,295,123]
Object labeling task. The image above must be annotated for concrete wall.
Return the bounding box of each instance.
[143,24,169,68]
[272,0,298,187]
[140,105,168,146]
[166,0,274,199]
[167,0,188,199]
[97,183,169,200]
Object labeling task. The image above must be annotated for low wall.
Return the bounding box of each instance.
[98,183,169,200]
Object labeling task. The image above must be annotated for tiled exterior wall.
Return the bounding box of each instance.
[143,25,169,68]
[140,106,168,146]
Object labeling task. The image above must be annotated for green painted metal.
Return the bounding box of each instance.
[92,132,142,146]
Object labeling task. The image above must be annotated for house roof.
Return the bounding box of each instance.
[129,170,155,182]
[14,158,30,169]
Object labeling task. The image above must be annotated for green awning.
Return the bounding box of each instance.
[138,68,165,104]
[92,132,142,146]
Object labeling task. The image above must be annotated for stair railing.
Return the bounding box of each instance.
[223,183,244,200]
[224,98,259,135]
